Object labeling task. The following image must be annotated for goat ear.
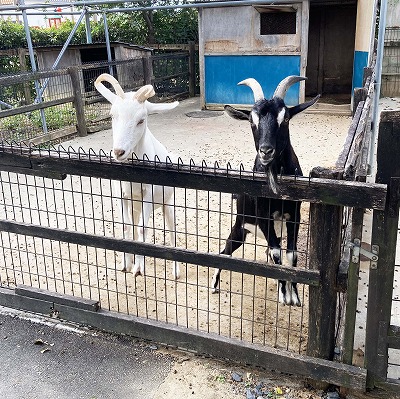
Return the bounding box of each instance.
[288,95,320,118]
[224,105,251,121]
[146,101,179,114]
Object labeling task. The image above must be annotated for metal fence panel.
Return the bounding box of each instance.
[0,153,311,353]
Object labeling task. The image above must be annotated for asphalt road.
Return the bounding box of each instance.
[0,306,173,399]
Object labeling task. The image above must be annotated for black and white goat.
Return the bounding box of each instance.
[95,73,180,279]
[212,76,320,306]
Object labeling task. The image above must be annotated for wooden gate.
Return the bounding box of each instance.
[364,110,400,390]
[0,140,387,390]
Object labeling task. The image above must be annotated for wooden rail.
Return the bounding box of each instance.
[0,146,387,210]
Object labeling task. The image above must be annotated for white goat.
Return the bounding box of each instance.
[95,73,180,279]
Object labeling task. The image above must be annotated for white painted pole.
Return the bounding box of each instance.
[369,0,388,178]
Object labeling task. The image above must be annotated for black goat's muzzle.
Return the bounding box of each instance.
[258,147,275,165]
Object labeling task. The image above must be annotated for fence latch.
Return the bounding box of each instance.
[348,238,379,269]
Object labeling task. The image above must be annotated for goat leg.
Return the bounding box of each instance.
[164,201,180,279]
[131,199,153,277]
[212,220,247,293]
[285,217,301,306]
[120,196,134,273]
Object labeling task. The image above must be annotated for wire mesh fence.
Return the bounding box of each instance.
[382,27,400,97]
[389,240,400,380]
[0,52,196,144]
[0,146,311,353]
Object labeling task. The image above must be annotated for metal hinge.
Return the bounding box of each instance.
[348,238,379,269]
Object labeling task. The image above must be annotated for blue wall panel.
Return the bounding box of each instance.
[205,55,301,106]
[352,50,369,90]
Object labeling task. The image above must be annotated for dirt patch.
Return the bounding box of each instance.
[156,350,325,399]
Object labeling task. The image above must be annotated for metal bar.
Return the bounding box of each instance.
[19,0,48,135]
[85,11,92,44]
[5,0,306,13]
[102,12,113,75]
[38,8,87,99]
[368,0,379,66]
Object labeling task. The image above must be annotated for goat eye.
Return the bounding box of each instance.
[284,117,290,123]
[137,119,145,125]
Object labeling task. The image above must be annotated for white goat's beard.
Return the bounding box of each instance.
[267,168,278,194]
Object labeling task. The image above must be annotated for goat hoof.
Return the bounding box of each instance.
[292,297,302,307]
[134,270,142,278]
[211,287,219,294]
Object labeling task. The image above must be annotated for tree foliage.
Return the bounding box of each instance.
[0,1,198,50]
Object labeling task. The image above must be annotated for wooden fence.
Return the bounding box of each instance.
[0,48,197,145]
[0,59,399,393]
[0,138,388,390]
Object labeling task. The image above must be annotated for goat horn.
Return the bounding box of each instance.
[134,85,156,103]
[273,76,307,100]
[238,78,264,102]
[94,73,125,103]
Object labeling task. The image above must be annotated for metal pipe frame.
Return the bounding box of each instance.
[102,12,113,75]
[1,0,304,14]
[37,8,88,99]
[18,0,48,134]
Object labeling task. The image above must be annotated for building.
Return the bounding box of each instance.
[198,0,375,109]
[381,0,400,97]
[35,42,152,100]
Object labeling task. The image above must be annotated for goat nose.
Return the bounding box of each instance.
[114,149,125,158]
[259,147,274,157]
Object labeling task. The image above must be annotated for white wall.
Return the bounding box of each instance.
[387,0,400,27]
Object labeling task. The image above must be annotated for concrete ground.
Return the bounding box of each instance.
[0,306,173,399]
[0,306,324,399]
[2,305,400,399]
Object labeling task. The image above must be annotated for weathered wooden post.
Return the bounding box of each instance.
[189,41,196,97]
[352,68,373,115]
[18,48,31,104]
[339,69,373,365]
[142,56,153,86]
[68,66,87,137]
[307,168,343,383]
